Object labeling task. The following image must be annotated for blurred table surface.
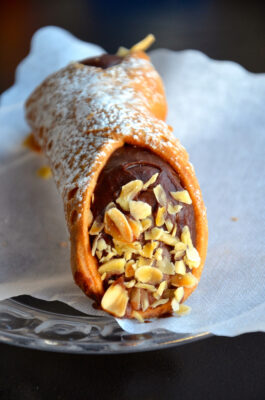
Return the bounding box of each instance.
[0,0,264,399]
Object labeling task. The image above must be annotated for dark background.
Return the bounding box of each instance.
[0,0,265,399]
[1,0,265,93]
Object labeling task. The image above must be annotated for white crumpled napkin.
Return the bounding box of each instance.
[0,26,264,336]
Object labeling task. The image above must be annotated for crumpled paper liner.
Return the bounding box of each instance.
[0,26,264,336]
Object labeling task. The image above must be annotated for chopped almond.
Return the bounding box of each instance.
[140,218,152,232]
[154,281,167,299]
[143,173,159,189]
[145,227,163,240]
[137,257,153,267]
[124,280,136,289]
[140,241,159,258]
[174,287,184,303]
[165,219,173,233]
[156,206,166,227]
[89,219,104,235]
[128,217,142,239]
[151,298,169,308]
[153,184,167,206]
[129,200,152,220]
[171,298,180,312]
[171,272,198,288]
[97,238,107,251]
[98,258,126,275]
[91,235,100,256]
[135,283,156,292]
[132,310,144,322]
[154,248,163,261]
[101,272,107,281]
[135,266,163,284]
[185,246,201,269]
[181,226,193,247]
[170,190,192,204]
[99,251,115,263]
[116,180,143,211]
[176,304,191,316]
[168,203,182,215]
[96,250,102,260]
[141,290,149,312]
[125,260,136,278]
[104,208,133,242]
[174,260,186,275]
[157,258,175,275]
[159,230,179,246]
[130,287,141,310]
[101,284,129,317]
[113,239,141,255]
[37,166,52,179]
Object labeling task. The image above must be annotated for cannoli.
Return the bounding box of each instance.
[25,38,208,320]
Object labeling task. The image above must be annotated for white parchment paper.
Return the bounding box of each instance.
[0,26,264,336]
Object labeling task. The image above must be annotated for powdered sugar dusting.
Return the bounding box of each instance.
[25,55,185,222]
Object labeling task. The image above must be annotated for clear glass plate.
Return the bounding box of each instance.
[0,296,210,354]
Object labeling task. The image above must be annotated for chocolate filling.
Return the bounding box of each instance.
[90,145,198,316]
[91,145,196,247]
[80,54,123,69]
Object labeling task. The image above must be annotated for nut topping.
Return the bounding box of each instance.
[132,310,144,322]
[159,230,179,246]
[98,258,126,275]
[140,218,152,232]
[125,260,136,278]
[140,241,159,258]
[89,219,104,235]
[174,286,184,303]
[181,226,193,247]
[176,304,191,316]
[165,219,173,233]
[145,227,163,240]
[113,239,141,255]
[171,298,180,312]
[135,266,163,284]
[151,298,169,308]
[170,190,192,204]
[141,290,149,312]
[157,258,175,275]
[154,248,163,261]
[156,206,166,227]
[99,251,116,263]
[130,287,141,310]
[129,200,152,220]
[91,235,100,256]
[153,184,167,206]
[143,172,159,189]
[168,203,182,215]
[101,284,129,317]
[124,280,136,288]
[137,257,153,267]
[171,272,198,288]
[128,217,142,239]
[104,208,133,242]
[97,238,107,251]
[90,166,197,319]
[135,283,156,292]
[101,272,107,281]
[154,281,167,299]
[185,246,201,269]
[116,180,143,211]
[174,260,186,275]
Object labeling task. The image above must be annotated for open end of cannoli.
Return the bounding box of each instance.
[79,34,155,70]
[89,145,200,319]
[80,54,123,69]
